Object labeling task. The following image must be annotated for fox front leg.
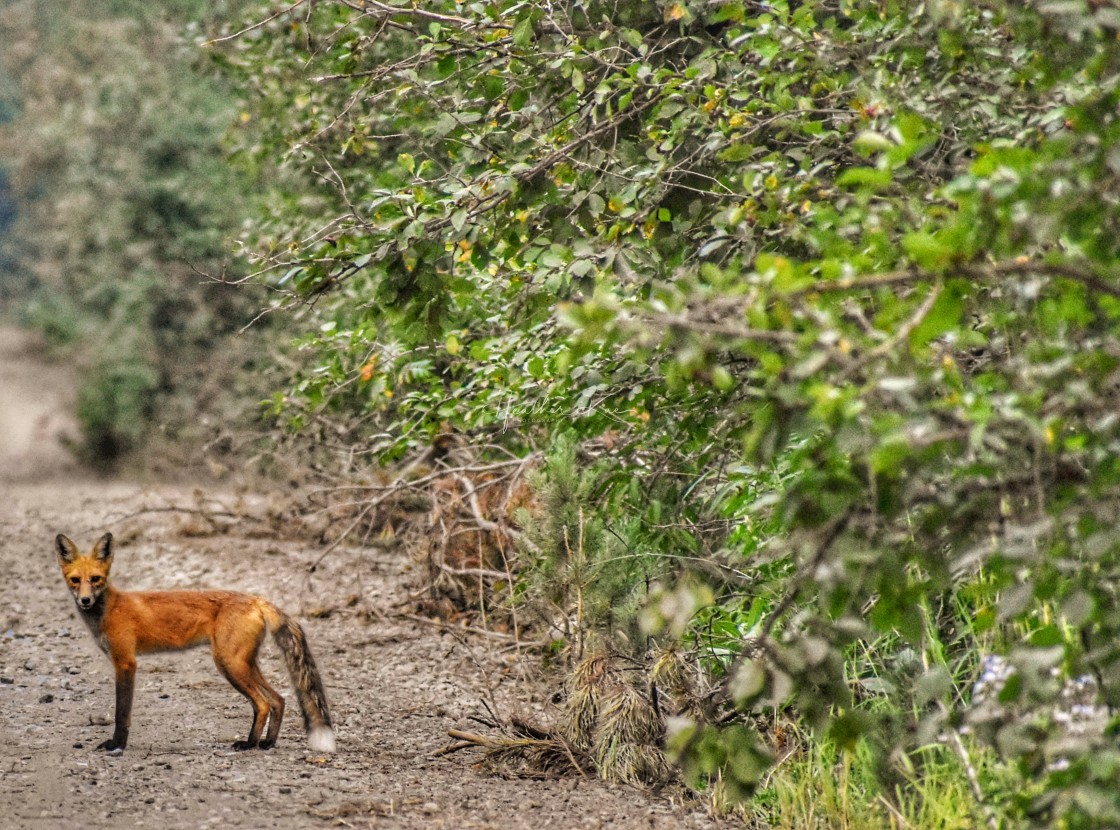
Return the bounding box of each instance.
[98,657,135,752]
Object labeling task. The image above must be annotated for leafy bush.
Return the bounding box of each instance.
[214,0,1120,823]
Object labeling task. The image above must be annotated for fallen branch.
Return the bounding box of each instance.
[443,728,591,778]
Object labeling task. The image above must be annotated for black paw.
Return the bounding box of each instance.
[96,739,124,752]
[257,738,276,750]
[232,740,258,751]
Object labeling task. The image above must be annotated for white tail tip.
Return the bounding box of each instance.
[308,726,336,753]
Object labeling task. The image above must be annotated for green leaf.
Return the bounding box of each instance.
[512,15,534,49]
[711,365,734,391]
[436,54,457,78]
[909,283,966,350]
[836,167,892,191]
[707,1,744,24]
[718,143,755,162]
[901,232,954,271]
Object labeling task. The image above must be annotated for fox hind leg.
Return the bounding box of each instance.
[213,617,272,750]
[253,663,285,749]
[215,656,271,750]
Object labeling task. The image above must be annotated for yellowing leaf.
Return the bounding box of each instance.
[853,130,895,154]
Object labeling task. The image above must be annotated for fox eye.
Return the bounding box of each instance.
[69,577,80,585]
[89,576,101,584]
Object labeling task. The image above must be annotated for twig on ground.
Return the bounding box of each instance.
[394,612,518,642]
[100,504,254,529]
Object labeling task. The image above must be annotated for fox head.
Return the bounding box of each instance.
[55,533,113,611]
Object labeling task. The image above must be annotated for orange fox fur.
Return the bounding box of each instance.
[55,532,335,754]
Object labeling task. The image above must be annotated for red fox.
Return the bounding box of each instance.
[54,532,336,754]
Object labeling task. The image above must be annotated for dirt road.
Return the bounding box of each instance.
[0,328,719,829]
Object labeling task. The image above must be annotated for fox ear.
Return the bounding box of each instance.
[55,534,79,563]
[93,532,114,562]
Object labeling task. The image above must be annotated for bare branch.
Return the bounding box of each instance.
[202,0,309,46]
[340,0,476,28]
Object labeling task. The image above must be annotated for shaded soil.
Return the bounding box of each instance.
[0,328,722,829]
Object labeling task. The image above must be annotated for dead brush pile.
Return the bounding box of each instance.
[287,438,540,627]
[415,459,537,624]
[446,649,709,787]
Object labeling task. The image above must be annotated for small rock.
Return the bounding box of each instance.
[159,694,170,699]
[68,666,81,675]
[39,694,54,703]
[0,677,13,684]
[72,742,83,749]
[279,786,291,794]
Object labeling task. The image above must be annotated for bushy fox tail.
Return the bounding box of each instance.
[262,603,336,753]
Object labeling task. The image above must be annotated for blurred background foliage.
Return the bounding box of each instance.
[0,0,266,471]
